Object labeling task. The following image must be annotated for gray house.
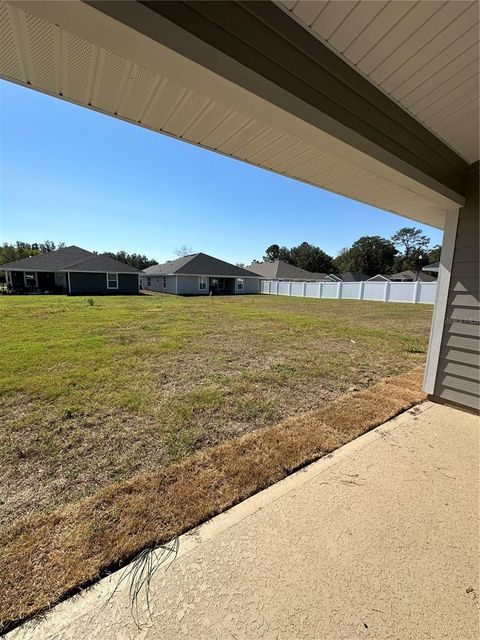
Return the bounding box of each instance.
[422,262,440,274]
[247,260,329,281]
[327,272,369,282]
[389,270,437,282]
[142,253,261,295]
[2,245,140,295]
[367,271,437,282]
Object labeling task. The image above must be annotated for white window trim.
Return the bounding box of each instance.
[24,271,38,288]
[6,271,12,285]
[236,278,244,290]
[198,276,208,291]
[106,273,119,290]
[163,276,167,289]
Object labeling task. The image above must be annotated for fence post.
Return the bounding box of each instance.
[384,280,390,302]
[337,281,342,299]
[275,281,279,295]
[318,281,322,298]
[358,281,364,300]
[413,280,420,304]
[289,281,292,296]
[303,281,307,297]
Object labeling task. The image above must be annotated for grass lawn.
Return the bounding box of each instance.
[0,293,432,531]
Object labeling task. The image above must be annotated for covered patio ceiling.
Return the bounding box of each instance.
[1,1,477,227]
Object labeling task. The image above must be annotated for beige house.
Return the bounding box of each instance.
[1,1,478,411]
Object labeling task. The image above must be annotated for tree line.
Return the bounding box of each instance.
[0,241,158,271]
[258,227,441,277]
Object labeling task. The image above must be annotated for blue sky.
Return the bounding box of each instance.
[0,80,442,265]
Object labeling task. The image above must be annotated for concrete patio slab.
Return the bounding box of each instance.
[9,401,479,640]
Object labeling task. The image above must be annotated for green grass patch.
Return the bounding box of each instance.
[0,293,432,529]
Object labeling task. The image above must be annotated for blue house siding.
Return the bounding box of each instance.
[69,272,139,295]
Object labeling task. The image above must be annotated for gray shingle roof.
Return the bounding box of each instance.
[66,255,140,273]
[1,245,140,273]
[338,272,369,282]
[389,270,436,282]
[143,253,260,277]
[0,246,93,271]
[246,260,329,281]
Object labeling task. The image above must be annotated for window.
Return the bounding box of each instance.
[199,276,208,291]
[147,277,151,287]
[24,272,38,289]
[237,278,244,291]
[163,276,167,289]
[107,273,119,289]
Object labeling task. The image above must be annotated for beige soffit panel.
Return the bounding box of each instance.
[280,1,479,163]
[0,0,462,228]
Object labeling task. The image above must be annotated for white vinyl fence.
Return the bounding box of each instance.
[260,279,437,304]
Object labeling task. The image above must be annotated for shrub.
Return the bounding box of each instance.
[62,406,77,420]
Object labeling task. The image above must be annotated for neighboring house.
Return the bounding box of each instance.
[247,260,329,281]
[389,270,437,282]
[422,262,440,274]
[367,274,390,282]
[2,245,140,294]
[327,272,369,282]
[142,253,261,295]
[368,271,437,282]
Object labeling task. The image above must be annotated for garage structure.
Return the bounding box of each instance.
[0,0,478,411]
[141,252,261,295]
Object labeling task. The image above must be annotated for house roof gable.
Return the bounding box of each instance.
[143,253,260,277]
[246,260,328,280]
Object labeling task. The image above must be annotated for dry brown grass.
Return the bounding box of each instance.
[0,366,426,633]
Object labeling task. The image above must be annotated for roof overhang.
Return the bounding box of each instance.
[2,1,474,229]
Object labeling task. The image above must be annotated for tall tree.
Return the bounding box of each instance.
[333,236,397,276]
[391,227,430,272]
[0,242,41,265]
[102,251,157,270]
[427,244,441,263]
[263,244,280,261]
[288,241,334,273]
[174,245,193,257]
[39,240,65,253]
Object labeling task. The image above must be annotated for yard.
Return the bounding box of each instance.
[1,293,432,531]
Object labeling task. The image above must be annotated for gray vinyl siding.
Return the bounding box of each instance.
[177,276,208,295]
[142,275,176,293]
[142,275,261,295]
[240,278,260,294]
[69,272,139,295]
[434,166,479,411]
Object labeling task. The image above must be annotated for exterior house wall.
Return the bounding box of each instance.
[241,278,260,294]
[141,275,260,295]
[433,166,479,411]
[142,275,177,293]
[69,272,139,295]
[177,276,208,295]
[176,276,260,295]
